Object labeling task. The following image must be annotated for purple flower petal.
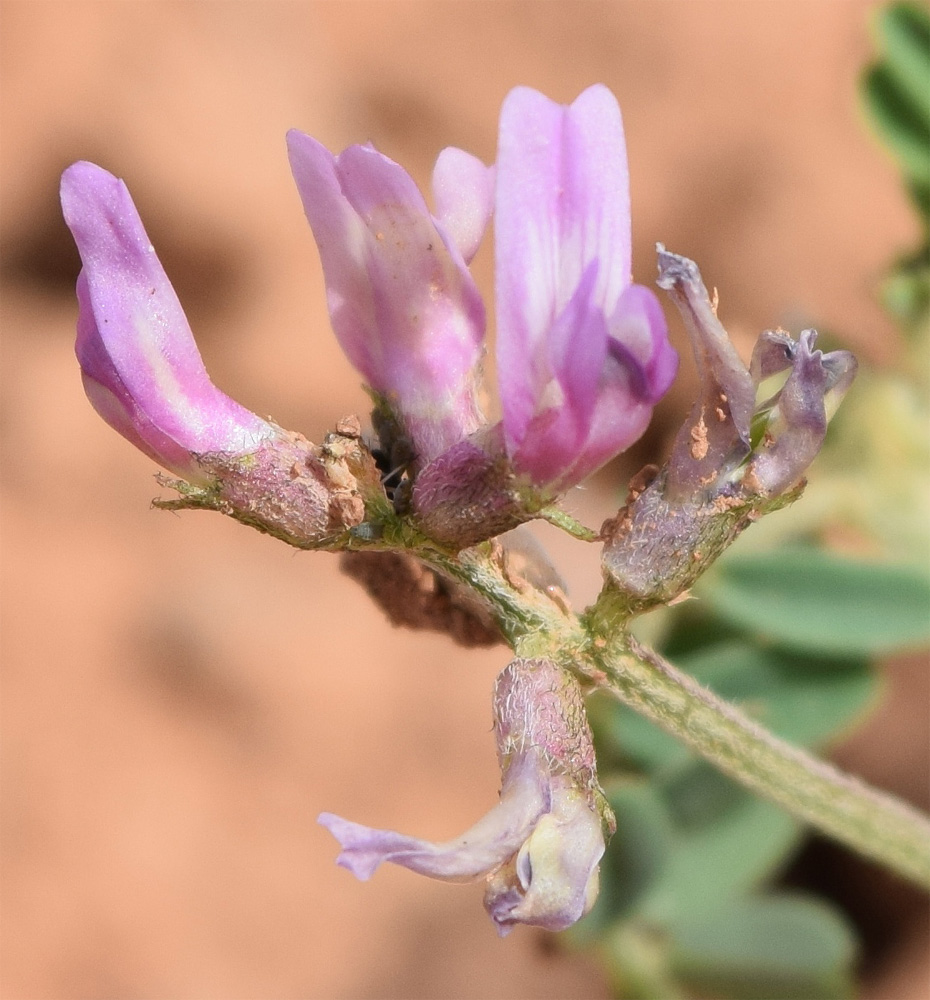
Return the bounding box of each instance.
[484,783,604,935]
[609,283,679,404]
[287,131,485,464]
[76,274,196,474]
[320,658,611,935]
[494,86,676,491]
[510,281,676,492]
[508,264,609,485]
[658,247,755,501]
[318,749,550,882]
[431,147,494,264]
[749,330,857,496]
[61,162,272,480]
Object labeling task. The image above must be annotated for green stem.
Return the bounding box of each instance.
[594,633,930,889]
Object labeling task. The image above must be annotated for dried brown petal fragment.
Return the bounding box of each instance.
[340,550,503,647]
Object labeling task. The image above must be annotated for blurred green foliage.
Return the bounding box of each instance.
[862,2,930,332]
[576,5,930,996]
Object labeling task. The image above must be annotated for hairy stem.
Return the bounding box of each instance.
[593,633,930,889]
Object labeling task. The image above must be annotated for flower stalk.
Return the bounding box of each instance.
[420,544,930,890]
[60,82,929,935]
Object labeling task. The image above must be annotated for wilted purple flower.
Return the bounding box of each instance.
[657,248,756,501]
[61,161,274,485]
[319,658,613,935]
[602,249,858,609]
[656,247,857,501]
[287,132,491,467]
[494,85,678,493]
[747,329,857,496]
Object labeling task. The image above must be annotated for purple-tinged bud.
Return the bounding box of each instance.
[494,86,678,494]
[318,658,612,936]
[61,162,274,485]
[287,131,490,467]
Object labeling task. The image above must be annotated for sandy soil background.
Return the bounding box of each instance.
[1,2,926,997]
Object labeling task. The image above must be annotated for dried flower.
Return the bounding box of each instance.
[747,329,857,496]
[319,658,613,935]
[601,248,858,610]
[657,247,857,501]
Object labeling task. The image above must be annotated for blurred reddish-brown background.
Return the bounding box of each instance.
[1,2,926,998]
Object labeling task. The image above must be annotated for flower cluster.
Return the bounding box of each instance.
[63,84,856,937]
[62,84,662,936]
[63,85,677,551]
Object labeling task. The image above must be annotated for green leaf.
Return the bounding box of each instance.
[699,548,930,655]
[906,175,930,222]
[863,3,930,188]
[602,923,685,1000]
[669,893,858,1000]
[882,256,930,325]
[863,63,930,184]
[876,2,930,128]
[660,603,746,658]
[636,768,802,924]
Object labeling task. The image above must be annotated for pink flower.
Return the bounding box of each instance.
[286,133,491,466]
[494,85,678,493]
[61,162,273,484]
